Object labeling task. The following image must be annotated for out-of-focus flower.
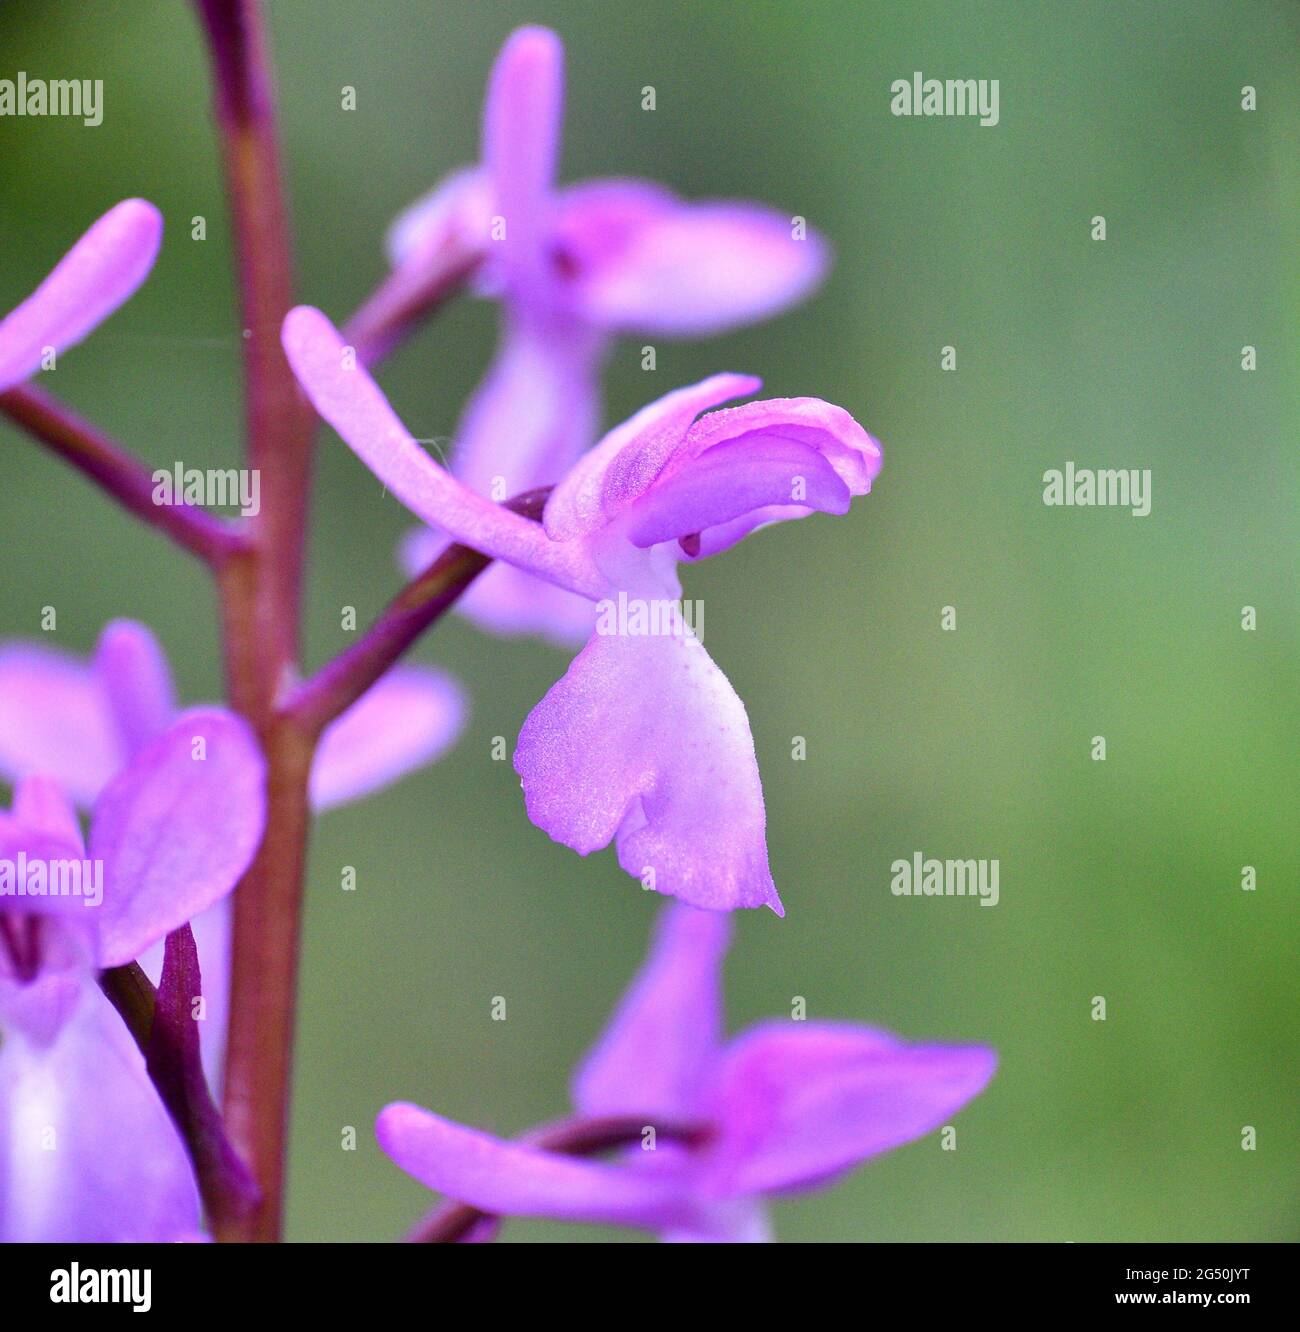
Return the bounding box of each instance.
[377,904,996,1242]
[0,710,265,1241]
[0,199,162,392]
[389,27,830,644]
[284,307,881,913]
[0,619,467,1076]
[0,619,467,813]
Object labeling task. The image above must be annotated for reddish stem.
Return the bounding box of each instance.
[345,241,481,368]
[284,489,551,738]
[0,384,247,568]
[194,0,317,1242]
[196,0,317,703]
[210,714,315,1243]
[193,0,492,1242]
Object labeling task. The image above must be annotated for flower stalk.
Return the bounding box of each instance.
[194,0,318,1241]
[0,384,247,568]
[344,241,481,369]
[193,0,507,1240]
[284,489,550,737]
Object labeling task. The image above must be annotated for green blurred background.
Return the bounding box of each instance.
[1,0,1296,1241]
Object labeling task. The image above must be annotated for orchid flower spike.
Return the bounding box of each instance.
[385,27,829,643]
[0,199,162,393]
[0,711,265,1241]
[378,903,997,1242]
[0,618,467,1080]
[283,305,881,914]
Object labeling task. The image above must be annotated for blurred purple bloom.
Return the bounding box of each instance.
[284,308,879,913]
[0,199,161,392]
[377,904,996,1242]
[390,27,829,644]
[0,619,467,1077]
[0,708,264,1241]
[0,619,467,813]
[0,977,205,1243]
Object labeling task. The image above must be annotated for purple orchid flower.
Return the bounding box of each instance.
[0,711,265,1241]
[388,27,829,644]
[377,903,996,1242]
[0,198,162,391]
[0,619,466,1079]
[283,305,881,914]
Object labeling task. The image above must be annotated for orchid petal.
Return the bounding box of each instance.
[282,306,598,597]
[688,504,819,560]
[697,1021,997,1199]
[90,709,265,967]
[0,972,84,1050]
[629,397,882,557]
[11,775,83,847]
[543,374,761,541]
[662,1196,773,1243]
[376,1102,694,1230]
[0,817,98,993]
[92,619,177,758]
[558,183,829,335]
[681,397,882,495]
[424,312,604,643]
[515,630,781,914]
[0,983,200,1241]
[0,199,162,392]
[385,167,493,271]
[623,434,851,550]
[366,166,496,365]
[574,903,731,1120]
[551,179,679,274]
[483,26,564,279]
[0,643,121,806]
[310,666,467,811]
[453,316,602,500]
[0,794,96,1037]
